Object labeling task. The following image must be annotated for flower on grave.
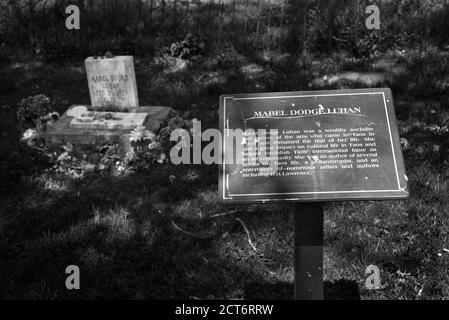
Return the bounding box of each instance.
[62,143,74,153]
[124,151,137,163]
[57,151,72,163]
[157,152,166,164]
[21,128,38,143]
[129,125,157,154]
[157,126,173,149]
[129,125,156,143]
[148,141,161,150]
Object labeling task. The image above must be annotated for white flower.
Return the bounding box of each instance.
[148,142,160,150]
[129,126,156,143]
[157,153,166,164]
[21,128,37,142]
[400,137,410,150]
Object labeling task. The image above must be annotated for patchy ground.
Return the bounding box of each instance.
[0,47,448,299]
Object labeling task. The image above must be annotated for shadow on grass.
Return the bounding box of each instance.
[243,279,360,300]
[1,158,338,299]
[0,162,289,299]
[324,279,360,300]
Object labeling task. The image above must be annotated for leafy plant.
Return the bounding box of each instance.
[169,34,206,60]
[129,125,157,152]
[16,95,53,128]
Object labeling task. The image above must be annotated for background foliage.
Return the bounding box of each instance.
[0,0,448,62]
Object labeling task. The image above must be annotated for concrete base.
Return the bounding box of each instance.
[45,105,173,147]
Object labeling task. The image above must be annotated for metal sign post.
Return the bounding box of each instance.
[219,88,409,300]
[294,203,323,300]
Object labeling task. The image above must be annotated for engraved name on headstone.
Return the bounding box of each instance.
[85,56,139,109]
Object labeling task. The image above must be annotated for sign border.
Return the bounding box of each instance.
[219,88,409,203]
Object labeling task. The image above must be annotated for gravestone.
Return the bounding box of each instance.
[85,55,139,109]
[46,55,173,148]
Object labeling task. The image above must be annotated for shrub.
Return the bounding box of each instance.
[16,94,53,128]
[169,34,206,60]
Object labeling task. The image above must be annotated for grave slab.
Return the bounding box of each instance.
[68,107,148,130]
[45,105,173,147]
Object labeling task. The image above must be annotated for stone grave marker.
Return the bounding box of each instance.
[85,55,139,109]
[46,55,173,149]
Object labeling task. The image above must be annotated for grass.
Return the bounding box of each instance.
[0,46,448,299]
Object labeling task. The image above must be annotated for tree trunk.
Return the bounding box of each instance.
[327,0,337,53]
[102,0,106,32]
[173,0,178,32]
[161,0,165,27]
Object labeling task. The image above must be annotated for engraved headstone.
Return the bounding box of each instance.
[85,55,139,110]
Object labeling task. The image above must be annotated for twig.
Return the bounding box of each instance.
[171,220,202,238]
[340,203,345,216]
[375,239,381,252]
[208,210,238,219]
[235,218,257,252]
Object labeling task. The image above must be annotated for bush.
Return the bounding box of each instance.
[169,34,206,60]
[210,42,247,70]
[16,95,53,128]
[389,49,449,99]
